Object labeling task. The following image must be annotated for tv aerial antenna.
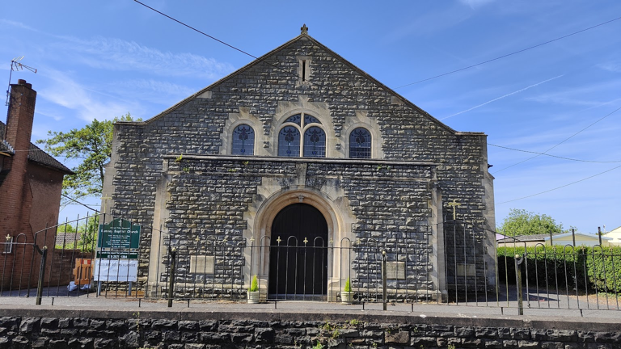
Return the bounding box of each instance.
[5,56,37,106]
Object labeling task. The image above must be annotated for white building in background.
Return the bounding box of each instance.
[545,232,612,247]
[603,226,621,245]
[497,232,612,247]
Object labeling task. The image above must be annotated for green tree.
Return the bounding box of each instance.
[37,113,138,203]
[497,208,564,237]
[56,215,98,251]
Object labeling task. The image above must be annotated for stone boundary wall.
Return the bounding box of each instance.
[0,307,619,348]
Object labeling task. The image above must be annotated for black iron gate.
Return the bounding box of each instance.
[268,203,328,299]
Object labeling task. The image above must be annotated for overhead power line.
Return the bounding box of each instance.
[493,103,621,174]
[61,193,99,212]
[133,0,259,60]
[395,15,621,88]
[498,164,621,205]
[489,144,621,164]
[133,0,302,82]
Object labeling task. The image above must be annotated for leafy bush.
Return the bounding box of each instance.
[56,216,98,252]
[497,246,621,293]
[585,248,621,293]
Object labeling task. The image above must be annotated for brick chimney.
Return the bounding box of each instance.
[0,79,37,242]
[4,79,37,156]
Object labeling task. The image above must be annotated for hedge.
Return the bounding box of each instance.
[497,246,621,293]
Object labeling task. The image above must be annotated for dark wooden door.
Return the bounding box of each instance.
[268,203,328,299]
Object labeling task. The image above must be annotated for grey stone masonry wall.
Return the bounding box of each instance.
[161,156,438,292]
[105,32,494,294]
[1,308,620,349]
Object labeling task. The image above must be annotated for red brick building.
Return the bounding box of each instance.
[0,79,73,290]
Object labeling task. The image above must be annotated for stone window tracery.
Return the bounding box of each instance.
[232,124,255,155]
[278,113,326,158]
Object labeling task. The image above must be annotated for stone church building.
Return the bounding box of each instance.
[103,26,496,301]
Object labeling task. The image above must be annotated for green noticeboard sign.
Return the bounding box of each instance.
[97,218,141,259]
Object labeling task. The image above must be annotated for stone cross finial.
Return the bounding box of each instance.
[448,199,461,221]
[301,24,308,35]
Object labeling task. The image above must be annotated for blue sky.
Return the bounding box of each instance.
[1,1,620,234]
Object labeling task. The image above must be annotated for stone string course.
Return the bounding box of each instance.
[0,309,619,349]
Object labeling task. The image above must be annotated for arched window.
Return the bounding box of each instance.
[232,124,255,155]
[349,127,371,158]
[278,126,300,157]
[303,126,326,157]
[278,113,326,158]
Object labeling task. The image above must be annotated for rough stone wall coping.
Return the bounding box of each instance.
[1,305,618,333]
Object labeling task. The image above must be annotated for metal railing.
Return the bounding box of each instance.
[1,216,619,315]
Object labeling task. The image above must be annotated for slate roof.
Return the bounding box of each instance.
[0,121,73,174]
[0,139,13,155]
[497,233,552,244]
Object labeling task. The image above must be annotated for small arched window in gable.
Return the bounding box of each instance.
[303,126,326,157]
[349,127,371,159]
[278,126,301,157]
[232,124,255,155]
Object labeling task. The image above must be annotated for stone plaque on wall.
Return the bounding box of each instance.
[386,262,406,280]
[456,264,476,277]
[190,255,215,274]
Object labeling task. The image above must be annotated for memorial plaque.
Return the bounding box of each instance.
[386,261,406,280]
[190,255,215,274]
[456,264,476,277]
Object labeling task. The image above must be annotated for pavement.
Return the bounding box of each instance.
[0,286,620,321]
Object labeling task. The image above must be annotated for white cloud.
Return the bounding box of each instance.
[441,75,564,120]
[0,19,37,32]
[110,79,196,106]
[51,36,234,80]
[38,69,142,122]
[598,61,621,73]
[458,0,496,9]
[526,80,621,107]
[0,20,234,80]
[383,4,472,41]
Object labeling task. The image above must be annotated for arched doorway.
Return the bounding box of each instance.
[268,203,328,300]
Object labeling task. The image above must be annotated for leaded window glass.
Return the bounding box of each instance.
[304,114,320,126]
[278,113,326,157]
[303,126,326,157]
[278,126,301,157]
[349,127,371,158]
[284,114,301,126]
[232,124,255,155]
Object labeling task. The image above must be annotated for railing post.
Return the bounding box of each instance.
[35,246,48,306]
[382,250,387,311]
[514,254,524,315]
[167,247,177,308]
